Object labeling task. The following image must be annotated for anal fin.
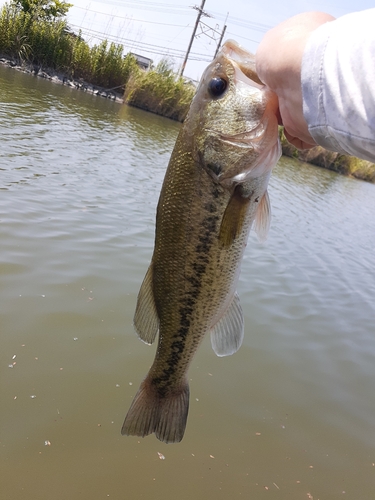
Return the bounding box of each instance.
[210,292,244,357]
[133,264,159,344]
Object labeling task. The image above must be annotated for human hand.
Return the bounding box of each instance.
[256,12,335,150]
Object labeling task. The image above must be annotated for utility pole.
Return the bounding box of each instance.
[213,21,227,58]
[179,0,207,77]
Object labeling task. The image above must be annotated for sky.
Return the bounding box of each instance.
[3,0,375,80]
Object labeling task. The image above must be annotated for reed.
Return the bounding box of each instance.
[0,4,373,180]
[0,2,138,89]
[0,2,195,117]
[124,59,196,122]
[279,128,375,183]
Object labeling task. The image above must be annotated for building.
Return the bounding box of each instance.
[130,53,153,71]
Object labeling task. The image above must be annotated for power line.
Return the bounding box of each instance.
[207,11,272,32]
[179,0,207,76]
[225,31,260,44]
[87,0,192,15]
[71,5,189,27]
[70,24,213,62]
[68,2,270,72]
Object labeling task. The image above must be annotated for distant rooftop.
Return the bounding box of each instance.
[130,53,153,71]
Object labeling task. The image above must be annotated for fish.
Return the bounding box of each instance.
[121,40,281,444]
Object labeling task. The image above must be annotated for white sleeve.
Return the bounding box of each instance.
[301,9,375,163]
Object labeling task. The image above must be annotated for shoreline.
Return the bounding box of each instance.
[280,130,375,184]
[2,55,375,184]
[0,56,125,103]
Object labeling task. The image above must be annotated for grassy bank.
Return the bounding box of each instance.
[279,129,375,183]
[1,3,374,180]
[0,3,137,89]
[124,60,195,122]
[0,2,194,121]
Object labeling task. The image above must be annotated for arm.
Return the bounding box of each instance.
[256,10,375,163]
[302,9,375,162]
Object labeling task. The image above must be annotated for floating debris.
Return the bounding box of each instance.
[157,452,165,460]
[44,440,51,446]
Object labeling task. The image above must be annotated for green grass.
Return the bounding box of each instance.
[279,128,375,183]
[4,0,372,178]
[0,2,195,120]
[124,59,196,122]
[0,3,139,88]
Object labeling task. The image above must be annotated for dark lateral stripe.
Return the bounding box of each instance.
[152,211,220,391]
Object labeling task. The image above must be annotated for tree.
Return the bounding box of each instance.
[12,0,72,21]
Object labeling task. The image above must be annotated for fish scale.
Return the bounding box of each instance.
[121,40,281,443]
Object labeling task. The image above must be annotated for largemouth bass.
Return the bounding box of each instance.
[121,40,281,443]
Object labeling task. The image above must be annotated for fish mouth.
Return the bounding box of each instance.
[214,40,267,148]
[220,40,264,86]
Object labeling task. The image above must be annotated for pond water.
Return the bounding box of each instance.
[1,64,375,500]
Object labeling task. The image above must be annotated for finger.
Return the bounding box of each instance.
[276,108,282,126]
[284,129,316,150]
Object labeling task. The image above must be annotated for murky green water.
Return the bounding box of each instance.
[1,65,375,500]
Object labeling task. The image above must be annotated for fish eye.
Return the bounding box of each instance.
[208,77,228,98]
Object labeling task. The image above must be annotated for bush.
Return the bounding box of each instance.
[0,2,137,89]
[125,59,196,122]
[279,127,375,183]
[0,2,196,120]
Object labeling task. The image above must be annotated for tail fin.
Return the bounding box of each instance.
[121,377,190,444]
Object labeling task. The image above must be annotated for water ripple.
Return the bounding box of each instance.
[2,63,375,500]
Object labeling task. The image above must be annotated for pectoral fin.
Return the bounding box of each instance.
[219,185,251,247]
[133,264,159,344]
[210,293,244,357]
[253,190,271,242]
